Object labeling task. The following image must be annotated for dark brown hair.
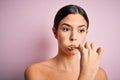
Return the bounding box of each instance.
[53,4,89,30]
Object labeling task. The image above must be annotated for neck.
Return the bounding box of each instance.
[54,49,80,72]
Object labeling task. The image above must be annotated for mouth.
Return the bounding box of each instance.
[68,45,79,50]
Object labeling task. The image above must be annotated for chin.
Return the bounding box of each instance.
[66,50,79,55]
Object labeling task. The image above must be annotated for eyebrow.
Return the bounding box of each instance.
[61,23,87,28]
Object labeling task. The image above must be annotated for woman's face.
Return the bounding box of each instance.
[53,14,88,55]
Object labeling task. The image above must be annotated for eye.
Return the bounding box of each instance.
[79,29,85,33]
[63,27,70,32]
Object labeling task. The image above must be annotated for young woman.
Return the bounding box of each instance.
[25,4,108,80]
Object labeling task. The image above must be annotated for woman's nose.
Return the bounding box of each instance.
[69,31,77,41]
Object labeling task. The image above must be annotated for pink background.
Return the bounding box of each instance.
[0,0,120,80]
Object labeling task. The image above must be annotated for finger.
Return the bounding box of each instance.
[96,47,103,56]
[91,43,96,50]
[79,43,83,51]
[79,44,84,55]
[85,42,91,50]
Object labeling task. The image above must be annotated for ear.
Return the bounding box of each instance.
[86,29,88,34]
[52,27,58,39]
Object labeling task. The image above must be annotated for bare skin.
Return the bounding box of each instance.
[25,14,108,80]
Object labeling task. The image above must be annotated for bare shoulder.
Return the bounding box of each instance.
[95,67,108,80]
[24,63,44,80]
[24,60,53,80]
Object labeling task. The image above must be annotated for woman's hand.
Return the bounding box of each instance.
[78,42,103,80]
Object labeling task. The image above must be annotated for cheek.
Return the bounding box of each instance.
[57,32,69,44]
[78,34,87,44]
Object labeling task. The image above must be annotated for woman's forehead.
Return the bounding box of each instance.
[59,14,87,27]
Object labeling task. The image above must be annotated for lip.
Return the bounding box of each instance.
[68,45,78,50]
